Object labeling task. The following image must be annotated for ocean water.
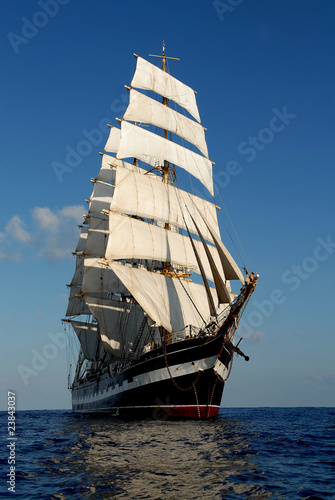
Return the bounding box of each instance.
[0,407,334,499]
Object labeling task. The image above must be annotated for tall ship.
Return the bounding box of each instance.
[63,44,258,419]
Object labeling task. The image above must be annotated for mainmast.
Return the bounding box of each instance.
[149,41,179,185]
[149,42,181,338]
[161,42,169,186]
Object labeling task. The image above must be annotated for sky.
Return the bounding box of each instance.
[1,0,334,411]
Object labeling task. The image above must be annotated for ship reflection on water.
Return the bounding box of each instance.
[15,409,332,498]
[50,412,268,499]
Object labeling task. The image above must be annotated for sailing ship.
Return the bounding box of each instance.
[63,45,258,419]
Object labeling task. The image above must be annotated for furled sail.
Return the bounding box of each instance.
[123,89,208,157]
[117,121,214,195]
[131,56,200,122]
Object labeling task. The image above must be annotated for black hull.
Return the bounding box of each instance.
[72,328,233,419]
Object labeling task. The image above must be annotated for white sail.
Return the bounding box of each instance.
[188,214,232,304]
[110,166,219,242]
[104,126,121,153]
[186,225,217,317]
[131,56,200,122]
[96,154,117,183]
[84,296,148,358]
[88,181,114,214]
[110,263,220,333]
[106,212,227,285]
[75,225,88,253]
[70,320,104,360]
[117,121,214,195]
[123,89,208,157]
[66,285,90,316]
[81,257,129,295]
[96,154,150,183]
[84,213,109,257]
[197,215,245,284]
[70,255,84,287]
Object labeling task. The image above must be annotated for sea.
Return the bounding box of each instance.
[0,407,334,499]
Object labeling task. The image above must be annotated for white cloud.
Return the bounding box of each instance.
[324,372,335,385]
[292,329,306,338]
[309,373,323,382]
[37,241,75,260]
[0,205,86,262]
[0,250,20,261]
[60,205,85,221]
[305,371,335,387]
[245,330,265,343]
[0,233,8,259]
[6,215,32,243]
[32,207,60,231]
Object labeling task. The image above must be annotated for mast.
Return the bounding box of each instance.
[150,41,178,337]
[162,42,169,185]
[149,41,179,185]
[149,41,180,274]
[149,44,225,318]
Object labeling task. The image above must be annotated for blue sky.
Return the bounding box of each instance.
[1,0,334,411]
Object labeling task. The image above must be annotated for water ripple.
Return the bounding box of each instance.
[0,408,334,499]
